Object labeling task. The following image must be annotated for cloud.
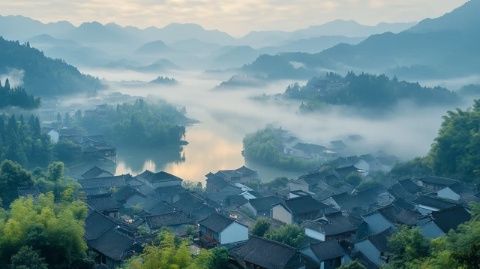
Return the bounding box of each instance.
[0,0,468,36]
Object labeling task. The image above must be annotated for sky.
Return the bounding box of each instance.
[0,0,468,36]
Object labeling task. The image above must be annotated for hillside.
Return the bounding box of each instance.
[284,72,459,111]
[243,1,480,80]
[0,37,102,96]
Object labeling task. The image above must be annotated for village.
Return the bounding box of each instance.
[29,121,477,269]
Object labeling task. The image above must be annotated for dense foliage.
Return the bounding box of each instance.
[0,192,90,269]
[264,224,305,248]
[428,100,480,183]
[285,72,458,111]
[73,99,188,148]
[251,218,271,237]
[0,114,52,167]
[0,79,40,109]
[123,230,215,269]
[385,211,480,269]
[0,38,102,96]
[243,126,320,171]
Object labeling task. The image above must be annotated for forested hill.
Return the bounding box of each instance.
[0,79,40,109]
[285,72,458,111]
[0,37,102,96]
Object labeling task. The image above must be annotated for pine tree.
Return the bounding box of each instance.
[4,78,10,90]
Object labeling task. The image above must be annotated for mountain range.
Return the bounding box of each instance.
[242,0,480,80]
[0,15,416,69]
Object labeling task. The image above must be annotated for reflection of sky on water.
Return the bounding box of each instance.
[77,68,466,184]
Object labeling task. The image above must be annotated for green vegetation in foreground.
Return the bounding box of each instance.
[250,218,305,248]
[384,207,480,269]
[0,160,90,269]
[285,72,458,112]
[72,99,189,148]
[0,79,40,109]
[392,100,480,184]
[243,126,321,171]
[122,230,229,269]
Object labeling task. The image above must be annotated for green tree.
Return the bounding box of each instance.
[0,160,32,206]
[386,226,430,269]
[123,230,212,269]
[0,193,88,269]
[209,247,229,269]
[429,100,480,183]
[251,218,271,237]
[265,224,305,248]
[10,246,48,269]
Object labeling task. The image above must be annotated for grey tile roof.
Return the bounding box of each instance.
[432,205,471,233]
[81,166,113,179]
[418,176,459,187]
[309,241,346,261]
[414,195,458,210]
[230,236,303,269]
[146,211,194,229]
[284,195,328,215]
[89,227,135,261]
[250,196,283,213]
[136,170,183,183]
[87,196,120,212]
[199,212,235,233]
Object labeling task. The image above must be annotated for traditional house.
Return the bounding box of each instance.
[272,196,334,224]
[199,212,249,247]
[230,236,305,269]
[416,176,459,192]
[207,166,259,186]
[80,175,132,197]
[387,179,422,201]
[81,166,114,179]
[323,186,393,216]
[303,214,357,242]
[173,192,216,222]
[413,195,458,215]
[145,211,195,236]
[354,229,393,267]
[136,170,183,189]
[87,195,120,218]
[244,196,283,217]
[301,241,350,269]
[419,205,471,239]
[85,210,139,269]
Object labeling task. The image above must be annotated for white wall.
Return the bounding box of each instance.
[220,222,249,245]
[437,187,461,201]
[272,204,292,224]
[305,228,325,241]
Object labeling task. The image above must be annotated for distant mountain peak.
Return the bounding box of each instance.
[408,0,480,33]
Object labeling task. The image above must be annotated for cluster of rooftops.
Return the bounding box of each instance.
[25,162,478,269]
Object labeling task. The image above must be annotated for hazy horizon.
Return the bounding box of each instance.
[0,0,468,36]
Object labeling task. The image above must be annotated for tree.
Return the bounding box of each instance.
[209,247,229,269]
[265,224,305,248]
[0,193,89,269]
[387,226,430,269]
[10,246,48,269]
[0,160,32,206]
[123,230,212,269]
[251,218,271,237]
[429,100,480,183]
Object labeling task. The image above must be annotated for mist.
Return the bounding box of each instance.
[62,67,468,181]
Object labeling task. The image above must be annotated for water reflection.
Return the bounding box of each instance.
[115,125,245,182]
